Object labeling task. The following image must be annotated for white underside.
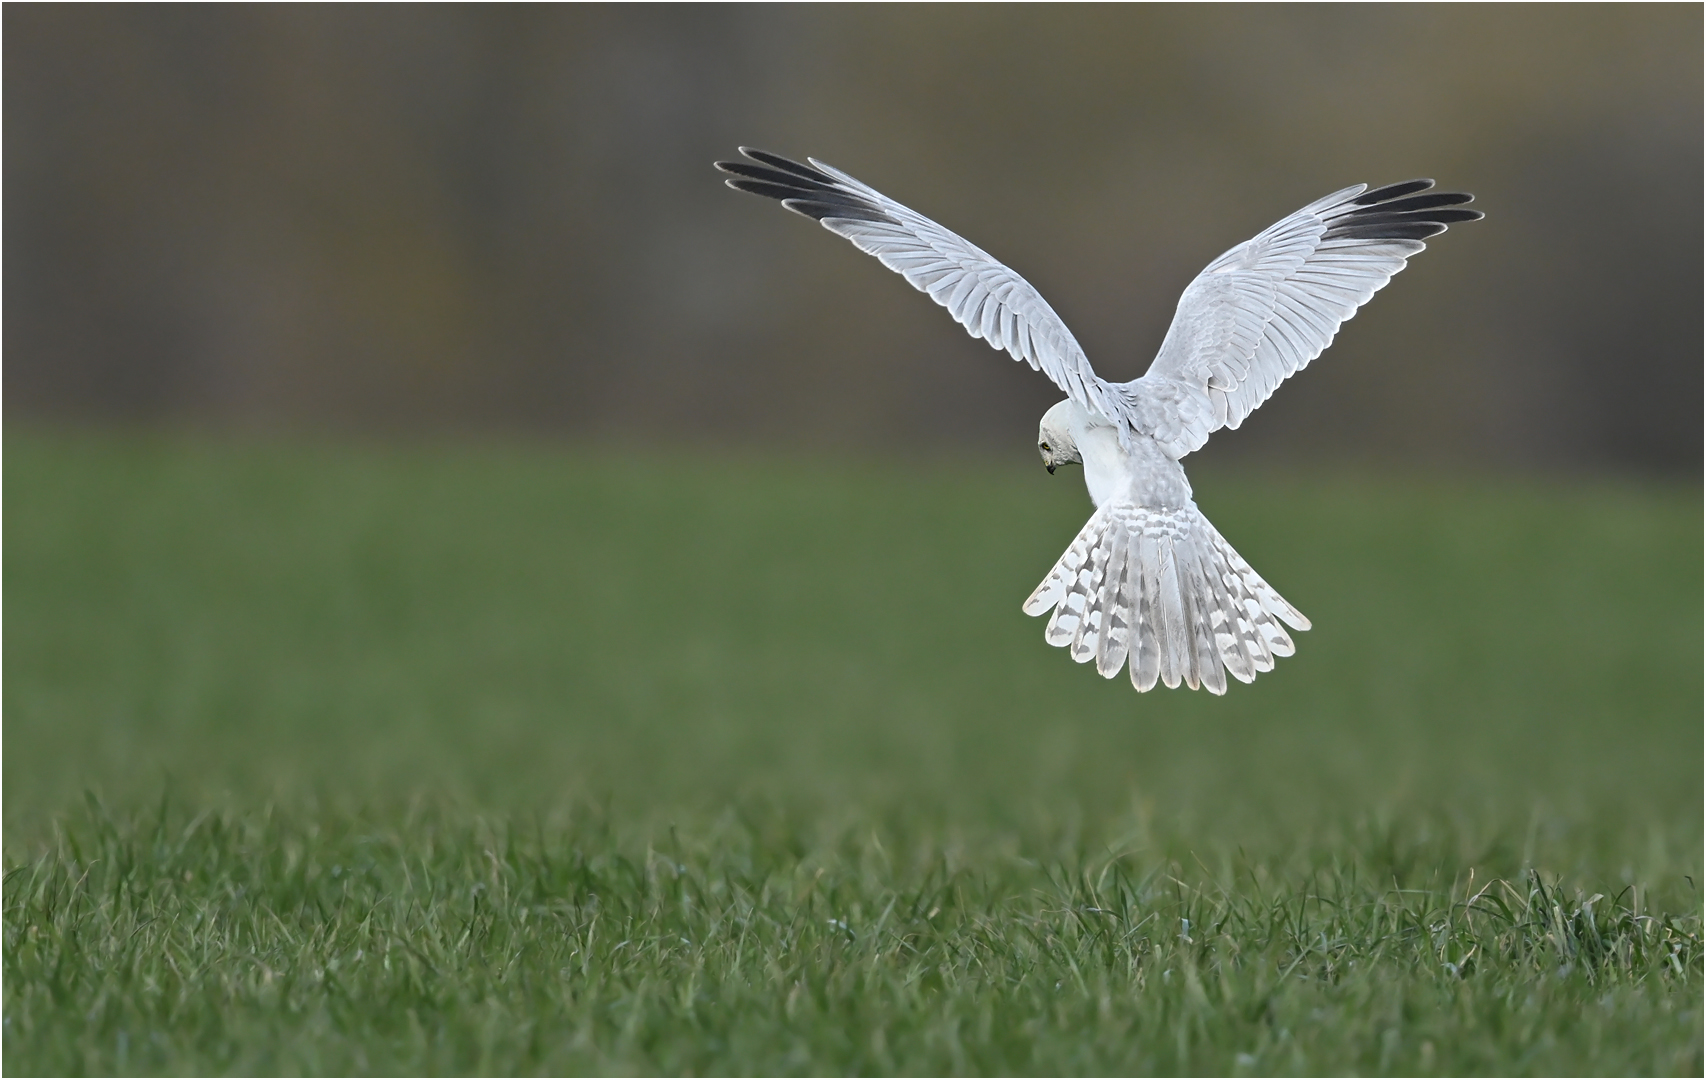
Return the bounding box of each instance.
[1065,401,1194,511]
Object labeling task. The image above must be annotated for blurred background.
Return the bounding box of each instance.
[6,4,1701,472]
[3,7,1700,850]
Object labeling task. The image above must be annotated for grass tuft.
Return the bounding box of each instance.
[6,799,1700,1075]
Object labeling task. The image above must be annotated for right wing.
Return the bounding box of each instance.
[716,148,1126,424]
[1130,180,1482,458]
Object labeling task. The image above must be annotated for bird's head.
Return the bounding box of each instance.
[1037,399,1082,475]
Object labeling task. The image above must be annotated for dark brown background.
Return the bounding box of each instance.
[7,5,1700,473]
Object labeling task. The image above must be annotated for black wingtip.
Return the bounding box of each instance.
[718,146,900,226]
[736,147,840,186]
[1328,180,1483,241]
[1373,191,1477,213]
[717,159,839,192]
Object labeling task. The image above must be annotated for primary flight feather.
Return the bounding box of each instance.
[717,148,1480,694]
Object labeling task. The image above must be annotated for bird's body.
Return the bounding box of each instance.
[1045,398,1191,510]
[717,148,1480,693]
[1026,395,1301,694]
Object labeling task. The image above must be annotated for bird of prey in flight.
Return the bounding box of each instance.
[716,148,1480,694]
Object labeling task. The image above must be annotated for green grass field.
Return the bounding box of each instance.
[5,431,1700,1074]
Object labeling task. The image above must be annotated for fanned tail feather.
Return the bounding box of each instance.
[1022,504,1308,694]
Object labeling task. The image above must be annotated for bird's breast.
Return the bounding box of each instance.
[1077,426,1193,510]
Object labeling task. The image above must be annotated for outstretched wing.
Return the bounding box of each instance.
[716,148,1124,422]
[1131,181,1482,458]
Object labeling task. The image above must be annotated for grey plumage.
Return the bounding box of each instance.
[718,149,1479,693]
[1022,504,1307,694]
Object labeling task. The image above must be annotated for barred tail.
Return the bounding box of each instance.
[1022,503,1309,694]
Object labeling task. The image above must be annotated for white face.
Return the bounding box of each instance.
[1037,399,1081,473]
[1038,438,1057,473]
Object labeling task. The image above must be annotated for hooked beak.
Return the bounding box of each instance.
[1046,463,1055,475]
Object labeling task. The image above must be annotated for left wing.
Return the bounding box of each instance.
[1130,180,1482,457]
[716,148,1128,425]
